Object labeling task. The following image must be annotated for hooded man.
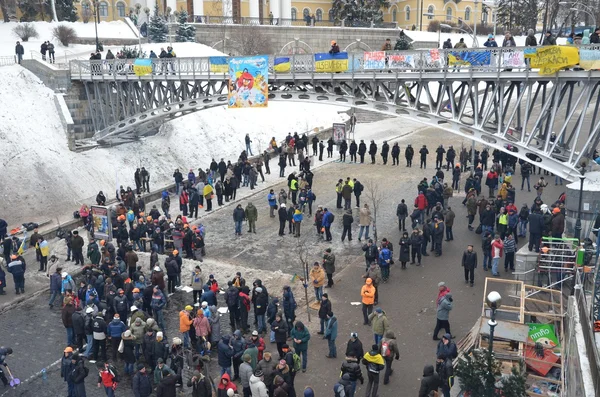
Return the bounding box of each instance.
[362,344,385,397]
[378,331,399,385]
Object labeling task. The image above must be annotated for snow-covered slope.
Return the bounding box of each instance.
[0,65,348,225]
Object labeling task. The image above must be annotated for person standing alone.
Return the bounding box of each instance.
[461,245,477,287]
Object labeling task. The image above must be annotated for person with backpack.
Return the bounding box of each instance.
[362,344,385,397]
[290,321,310,372]
[378,331,399,385]
[436,351,454,397]
[97,361,119,397]
[225,281,241,330]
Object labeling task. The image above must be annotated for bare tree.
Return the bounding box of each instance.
[365,180,384,243]
[229,23,273,55]
[295,236,312,322]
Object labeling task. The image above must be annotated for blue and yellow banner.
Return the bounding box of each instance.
[580,49,600,71]
[274,57,291,73]
[448,51,491,67]
[228,55,269,108]
[314,52,348,73]
[525,46,579,75]
[133,58,152,76]
[209,56,229,73]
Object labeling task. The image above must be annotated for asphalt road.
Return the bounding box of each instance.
[0,125,567,397]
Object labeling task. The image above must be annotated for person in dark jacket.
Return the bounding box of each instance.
[419,145,429,169]
[528,210,544,252]
[272,313,289,359]
[187,370,212,397]
[341,209,354,242]
[358,140,367,163]
[156,371,181,397]
[368,140,377,164]
[69,353,88,397]
[133,364,153,397]
[72,307,86,352]
[418,364,441,397]
[218,335,234,376]
[461,244,477,287]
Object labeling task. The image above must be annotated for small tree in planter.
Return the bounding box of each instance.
[455,349,528,397]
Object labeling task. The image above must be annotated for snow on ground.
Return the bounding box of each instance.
[0,64,348,226]
[406,30,568,47]
[0,20,138,58]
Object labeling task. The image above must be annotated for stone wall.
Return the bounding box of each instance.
[21,59,71,92]
[63,81,96,140]
[186,24,436,54]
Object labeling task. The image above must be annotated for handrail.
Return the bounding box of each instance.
[68,45,600,79]
[0,56,16,67]
[187,15,398,29]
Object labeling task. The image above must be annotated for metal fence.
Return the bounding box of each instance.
[69,46,600,79]
[188,15,397,29]
[0,56,16,67]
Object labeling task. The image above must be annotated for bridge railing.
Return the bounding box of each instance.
[69,46,600,79]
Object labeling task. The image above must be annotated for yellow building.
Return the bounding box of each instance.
[69,0,494,29]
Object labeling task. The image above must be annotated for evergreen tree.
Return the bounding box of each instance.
[175,10,196,42]
[455,349,528,397]
[148,5,168,43]
[55,0,78,21]
[331,0,390,24]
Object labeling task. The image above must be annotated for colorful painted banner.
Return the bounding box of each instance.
[209,56,228,73]
[525,46,579,75]
[274,57,291,72]
[363,51,385,70]
[528,323,560,348]
[388,54,415,69]
[448,50,491,66]
[332,123,346,144]
[579,49,600,70]
[424,49,443,68]
[314,52,349,73]
[133,58,152,76]
[501,49,525,68]
[91,205,112,241]
[228,55,269,108]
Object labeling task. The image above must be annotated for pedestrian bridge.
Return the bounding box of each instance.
[69,47,600,180]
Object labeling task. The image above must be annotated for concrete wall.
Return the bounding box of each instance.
[564,184,600,238]
[21,59,72,92]
[54,94,76,151]
[63,81,96,140]
[188,24,436,54]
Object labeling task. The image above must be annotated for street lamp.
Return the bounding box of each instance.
[482,1,499,37]
[570,8,597,31]
[440,23,479,47]
[424,13,479,46]
[486,291,502,393]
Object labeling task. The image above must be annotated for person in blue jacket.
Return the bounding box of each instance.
[378,245,392,282]
[268,189,278,218]
[293,208,303,237]
[107,314,127,361]
[322,208,334,241]
[483,34,498,47]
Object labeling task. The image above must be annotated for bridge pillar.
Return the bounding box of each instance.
[63,81,96,144]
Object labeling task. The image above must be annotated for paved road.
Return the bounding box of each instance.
[0,124,567,397]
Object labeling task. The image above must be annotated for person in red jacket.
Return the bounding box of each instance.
[491,234,504,276]
[97,362,119,397]
[217,373,237,397]
[414,192,428,211]
[179,190,189,216]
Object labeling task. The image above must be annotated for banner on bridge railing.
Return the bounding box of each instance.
[525,46,579,75]
[209,56,229,73]
[133,59,152,76]
[314,52,349,73]
[388,53,416,69]
[501,49,525,68]
[363,51,385,70]
[579,49,600,71]
[448,51,491,67]
[228,56,269,108]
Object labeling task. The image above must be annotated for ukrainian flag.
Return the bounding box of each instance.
[274,57,291,73]
[17,232,27,256]
[133,58,153,76]
[314,52,348,73]
[209,57,229,73]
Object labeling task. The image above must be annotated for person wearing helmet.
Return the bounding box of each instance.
[61,346,75,394]
[179,305,194,349]
[329,40,340,54]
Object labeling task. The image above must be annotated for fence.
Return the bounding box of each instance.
[0,56,16,67]
[69,46,600,79]
[186,15,397,29]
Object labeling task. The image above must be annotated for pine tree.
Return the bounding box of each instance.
[331,0,390,24]
[148,5,168,43]
[55,0,78,21]
[175,10,196,42]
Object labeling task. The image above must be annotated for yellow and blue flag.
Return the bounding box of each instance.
[274,57,291,73]
[133,58,152,76]
[17,232,27,255]
[314,52,348,73]
[210,57,229,73]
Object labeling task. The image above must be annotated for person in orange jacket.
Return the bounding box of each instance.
[361,278,376,326]
[179,305,194,349]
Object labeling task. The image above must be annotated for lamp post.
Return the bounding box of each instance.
[440,23,478,47]
[574,170,586,241]
[482,1,498,37]
[569,8,597,31]
[425,13,479,46]
[486,291,502,391]
[93,0,100,52]
[473,0,478,46]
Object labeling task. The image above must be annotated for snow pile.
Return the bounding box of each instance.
[0,65,348,226]
[406,30,568,47]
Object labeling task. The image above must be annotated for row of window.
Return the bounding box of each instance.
[391,5,489,23]
[81,1,127,18]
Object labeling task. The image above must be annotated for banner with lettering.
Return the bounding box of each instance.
[314,52,349,73]
[501,49,525,68]
[363,51,385,70]
[388,54,415,69]
[579,49,600,70]
[228,56,268,108]
[524,46,579,75]
[425,49,443,68]
[528,323,560,348]
[448,50,491,66]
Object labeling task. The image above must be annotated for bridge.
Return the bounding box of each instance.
[68,47,600,181]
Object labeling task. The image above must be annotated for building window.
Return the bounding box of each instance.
[303,8,310,18]
[98,1,108,17]
[316,9,322,21]
[446,7,452,21]
[427,5,434,19]
[291,8,297,20]
[392,8,397,22]
[482,10,488,23]
[328,8,334,21]
[404,6,410,21]
[464,7,470,21]
[116,2,126,17]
